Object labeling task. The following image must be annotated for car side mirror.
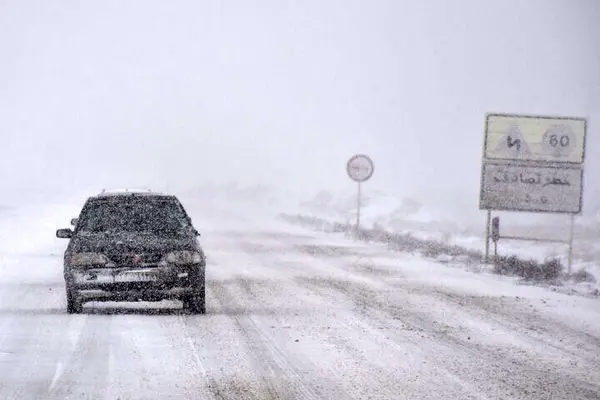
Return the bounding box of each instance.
[56,228,73,239]
[70,218,78,226]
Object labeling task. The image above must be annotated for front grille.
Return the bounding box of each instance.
[107,252,164,266]
[107,281,175,292]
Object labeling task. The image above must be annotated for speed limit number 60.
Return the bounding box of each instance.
[542,124,576,158]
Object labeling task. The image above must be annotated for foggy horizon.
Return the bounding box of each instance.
[1,0,599,214]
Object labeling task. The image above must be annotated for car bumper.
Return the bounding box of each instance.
[66,264,204,302]
[77,287,197,302]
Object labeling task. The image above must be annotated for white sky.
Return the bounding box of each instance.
[1,1,599,213]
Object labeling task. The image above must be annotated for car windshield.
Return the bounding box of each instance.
[76,197,191,237]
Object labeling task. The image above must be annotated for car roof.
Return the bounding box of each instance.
[90,188,174,199]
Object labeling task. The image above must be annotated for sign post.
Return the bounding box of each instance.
[484,210,491,263]
[491,216,500,258]
[479,113,586,269]
[346,154,374,232]
[567,214,575,274]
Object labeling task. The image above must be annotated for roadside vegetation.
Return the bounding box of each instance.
[279,214,597,288]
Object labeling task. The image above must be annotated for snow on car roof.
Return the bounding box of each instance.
[93,188,170,198]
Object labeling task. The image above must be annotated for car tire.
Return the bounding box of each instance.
[183,288,206,314]
[184,284,205,314]
[66,286,83,314]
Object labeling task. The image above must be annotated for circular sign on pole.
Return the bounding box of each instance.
[542,123,576,159]
[347,154,374,182]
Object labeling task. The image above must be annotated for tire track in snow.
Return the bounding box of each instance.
[298,276,600,400]
[208,279,336,400]
[270,231,600,398]
[208,227,600,399]
[212,234,492,399]
[232,275,436,400]
[426,289,600,366]
[46,315,112,400]
[295,276,494,400]
[116,311,217,400]
[0,283,85,400]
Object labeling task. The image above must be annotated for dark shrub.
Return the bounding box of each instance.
[539,258,563,281]
[281,213,565,282]
[494,255,564,281]
[569,269,597,283]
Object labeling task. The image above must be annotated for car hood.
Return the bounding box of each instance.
[71,231,198,255]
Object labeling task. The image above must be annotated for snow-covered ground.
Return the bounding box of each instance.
[174,183,600,293]
[292,187,600,288]
[0,186,599,399]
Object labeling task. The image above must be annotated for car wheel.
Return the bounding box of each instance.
[66,286,83,314]
[184,285,205,314]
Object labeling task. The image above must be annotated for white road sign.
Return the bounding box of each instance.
[346,154,374,182]
[480,163,583,213]
[484,113,586,164]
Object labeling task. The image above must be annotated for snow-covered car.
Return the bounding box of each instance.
[56,189,206,314]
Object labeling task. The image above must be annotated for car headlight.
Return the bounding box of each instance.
[163,250,203,265]
[70,252,111,266]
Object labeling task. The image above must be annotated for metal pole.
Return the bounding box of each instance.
[567,213,575,274]
[356,181,362,232]
[484,209,491,263]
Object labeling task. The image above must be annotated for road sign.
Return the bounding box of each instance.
[484,113,586,164]
[346,154,374,232]
[479,163,583,214]
[347,154,374,182]
[480,112,587,266]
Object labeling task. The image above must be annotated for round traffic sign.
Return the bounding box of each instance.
[347,154,374,182]
[542,124,576,159]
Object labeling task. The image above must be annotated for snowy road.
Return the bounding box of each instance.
[1,206,600,399]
